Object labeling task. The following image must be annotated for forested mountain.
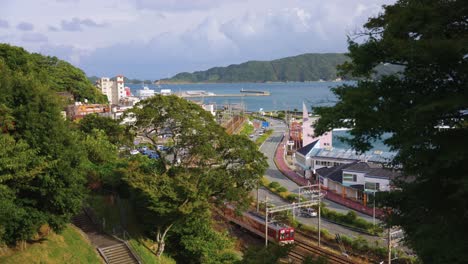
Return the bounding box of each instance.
[162,53,349,83]
[0,44,106,103]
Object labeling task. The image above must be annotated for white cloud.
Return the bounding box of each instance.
[21,32,48,42]
[0,0,396,78]
[16,22,34,31]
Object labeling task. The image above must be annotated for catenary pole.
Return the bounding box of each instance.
[318,180,321,247]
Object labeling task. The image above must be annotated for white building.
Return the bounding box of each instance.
[96,75,126,105]
[295,139,396,180]
[316,161,399,205]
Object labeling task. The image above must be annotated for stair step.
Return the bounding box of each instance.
[107,254,133,262]
[105,249,129,257]
[109,257,138,264]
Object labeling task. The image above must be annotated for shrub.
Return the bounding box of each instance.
[269,182,281,189]
[286,193,299,202]
[276,186,288,193]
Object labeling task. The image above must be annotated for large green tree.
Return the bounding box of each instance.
[0,57,87,245]
[314,1,467,263]
[123,95,267,257]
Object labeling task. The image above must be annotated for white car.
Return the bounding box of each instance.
[130,149,140,155]
[301,208,317,217]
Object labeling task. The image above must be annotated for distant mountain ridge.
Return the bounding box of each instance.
[161,53,350,83]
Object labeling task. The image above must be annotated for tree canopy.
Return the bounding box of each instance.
[0,59,88,245]
[314,1,467,263]
[0,44,106,103]
[123,95,268,256]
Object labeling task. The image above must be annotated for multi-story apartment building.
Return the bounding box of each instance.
[96,75,125,105]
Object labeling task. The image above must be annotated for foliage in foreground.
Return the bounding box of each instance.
[123,95,268,257]
[239,244,293,264]
[314,0,468,263]
[0,61,87,245]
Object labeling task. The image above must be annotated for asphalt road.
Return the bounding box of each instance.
[253,118,384,245]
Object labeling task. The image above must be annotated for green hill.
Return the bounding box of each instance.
[162,53,350,83]
[0,225,102,264]
[0,44,107,103]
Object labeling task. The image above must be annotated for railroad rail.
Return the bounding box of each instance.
[289,239,355,264]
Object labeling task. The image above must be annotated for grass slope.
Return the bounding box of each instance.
[0,225,102,264]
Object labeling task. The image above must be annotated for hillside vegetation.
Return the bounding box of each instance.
[162,53,349,83]
[0,44,106,103]
[0,225,102,264]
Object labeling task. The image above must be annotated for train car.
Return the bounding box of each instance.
[222,205,294,244]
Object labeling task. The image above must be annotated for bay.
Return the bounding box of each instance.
[127,81,354,112]
[127,81,391,151]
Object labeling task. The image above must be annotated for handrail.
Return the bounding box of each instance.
[97,247,110,264]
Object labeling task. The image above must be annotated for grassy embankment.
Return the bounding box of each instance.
[87,194,176,264]
[239,117,273,146]
[0,225,102,264]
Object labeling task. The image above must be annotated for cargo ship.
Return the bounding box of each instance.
[240,88,270,95]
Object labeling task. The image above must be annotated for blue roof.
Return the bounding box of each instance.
[297,140,319,156]
[311,148,396,163]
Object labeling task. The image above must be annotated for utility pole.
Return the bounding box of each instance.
[388,227,391,264]
[265,196,269,247]
[256,182,260,212]
[318,180,321,247]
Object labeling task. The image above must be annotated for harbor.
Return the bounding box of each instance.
[175,90,271,98]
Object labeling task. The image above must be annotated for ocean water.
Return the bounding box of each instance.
[128,81,354,112]
[128,81,391,151]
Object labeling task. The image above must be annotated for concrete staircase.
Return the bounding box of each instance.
[72,212,140,264]
[99,243,139,264]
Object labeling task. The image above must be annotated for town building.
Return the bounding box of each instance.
[66,102,111,120]
[316,161,399,206]
[302,102,332,148]
[295,139,396,179]
[96,75,126,105]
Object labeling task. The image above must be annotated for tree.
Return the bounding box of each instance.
[167,211,240,264]
[0,59,87,245]
[238,244,293,264]
[78,114,133,146]
[123,95,267,257]
[314,1,467,263]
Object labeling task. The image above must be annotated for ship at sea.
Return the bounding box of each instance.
[137,86,157,99]
[240,88,270,95]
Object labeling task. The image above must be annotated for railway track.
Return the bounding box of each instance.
[290,240,355,264]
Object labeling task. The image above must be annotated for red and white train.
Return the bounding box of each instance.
[222,205,295,244]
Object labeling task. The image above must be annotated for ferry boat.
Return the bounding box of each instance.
[137,86,156,99]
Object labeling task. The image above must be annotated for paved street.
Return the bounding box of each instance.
[253,118,384,244]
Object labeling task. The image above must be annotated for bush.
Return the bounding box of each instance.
[269,182,281,189]
[276,186,288,193]
[286,193,299,202]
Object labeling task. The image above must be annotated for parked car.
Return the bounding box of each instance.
[300,208,317,218]
[249,134,254,138]
[129,149,139,155]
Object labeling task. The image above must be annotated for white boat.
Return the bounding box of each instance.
[137,86,156,99]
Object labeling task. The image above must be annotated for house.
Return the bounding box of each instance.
[66,102,111,120]
[295,140,320,178]
[295,140,396,180]
[316,162,399,206]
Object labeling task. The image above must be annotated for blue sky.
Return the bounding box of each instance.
[0,0,395,79]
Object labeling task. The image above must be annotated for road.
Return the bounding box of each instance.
[253,118,384,244]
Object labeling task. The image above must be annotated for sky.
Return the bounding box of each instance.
[0,0,396,79]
